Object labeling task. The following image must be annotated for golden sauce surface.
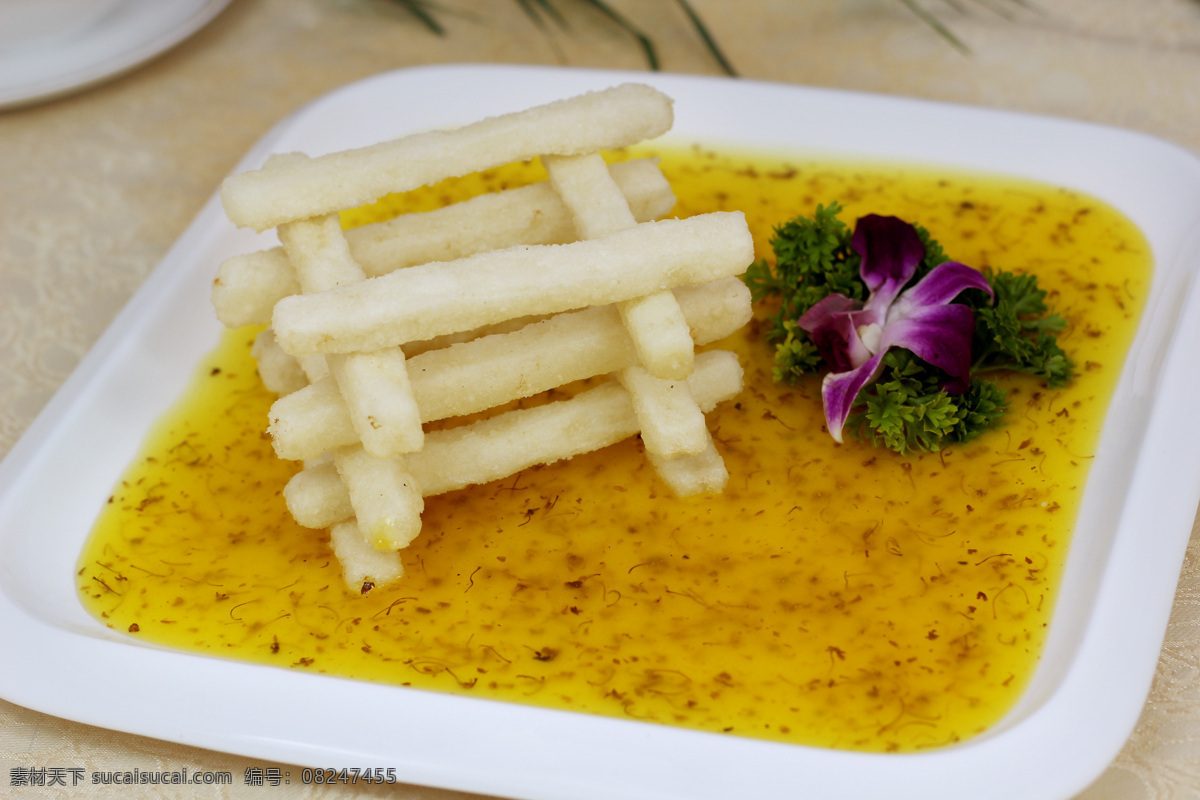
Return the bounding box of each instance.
[78,147,1150,752]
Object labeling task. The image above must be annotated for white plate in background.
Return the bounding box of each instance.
[2,65,1200,800]
[0,0,232,110]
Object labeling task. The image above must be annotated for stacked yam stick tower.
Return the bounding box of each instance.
[213,84,755,592]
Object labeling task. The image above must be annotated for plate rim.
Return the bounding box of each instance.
[0,0,234,110]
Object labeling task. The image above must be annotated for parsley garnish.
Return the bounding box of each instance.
[744,203,1074,453]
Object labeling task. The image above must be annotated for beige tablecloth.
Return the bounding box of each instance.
[3,0,1200,797]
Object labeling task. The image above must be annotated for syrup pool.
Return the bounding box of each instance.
[77,146,1150,752]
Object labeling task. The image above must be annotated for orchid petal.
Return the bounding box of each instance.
[852,215,925,310]
[820,352,886,443]
[896,261,994,309]
[797,292,859,330]
[801,214,994,446]
[797,293,872,372]
[879,302,978,393]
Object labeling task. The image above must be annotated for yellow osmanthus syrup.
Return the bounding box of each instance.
[78,147,1150,753]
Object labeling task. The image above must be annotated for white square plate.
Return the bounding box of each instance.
[3,65,1200,800]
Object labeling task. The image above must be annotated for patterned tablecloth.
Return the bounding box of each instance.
[2,0,1199,797]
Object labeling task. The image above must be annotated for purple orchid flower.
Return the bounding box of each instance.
[797,214,994,443]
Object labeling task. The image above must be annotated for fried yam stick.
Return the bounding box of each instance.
[279,214,424,457]
[617,365,710,457]
[252,327,307,396]
[271,212,754,357]
[280,211,427,550]
[647,439,729,496]
[212,158,675,328]
[221,83,674,231]
[543,152,715,488]
[543,152,694,381]
[269,278,750,461]
[285,349,742,529]
[332,445,424,550]
[329,520,405,592]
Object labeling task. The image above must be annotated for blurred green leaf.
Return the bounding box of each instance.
[386,0,734,74]
[385,0,1032,73]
